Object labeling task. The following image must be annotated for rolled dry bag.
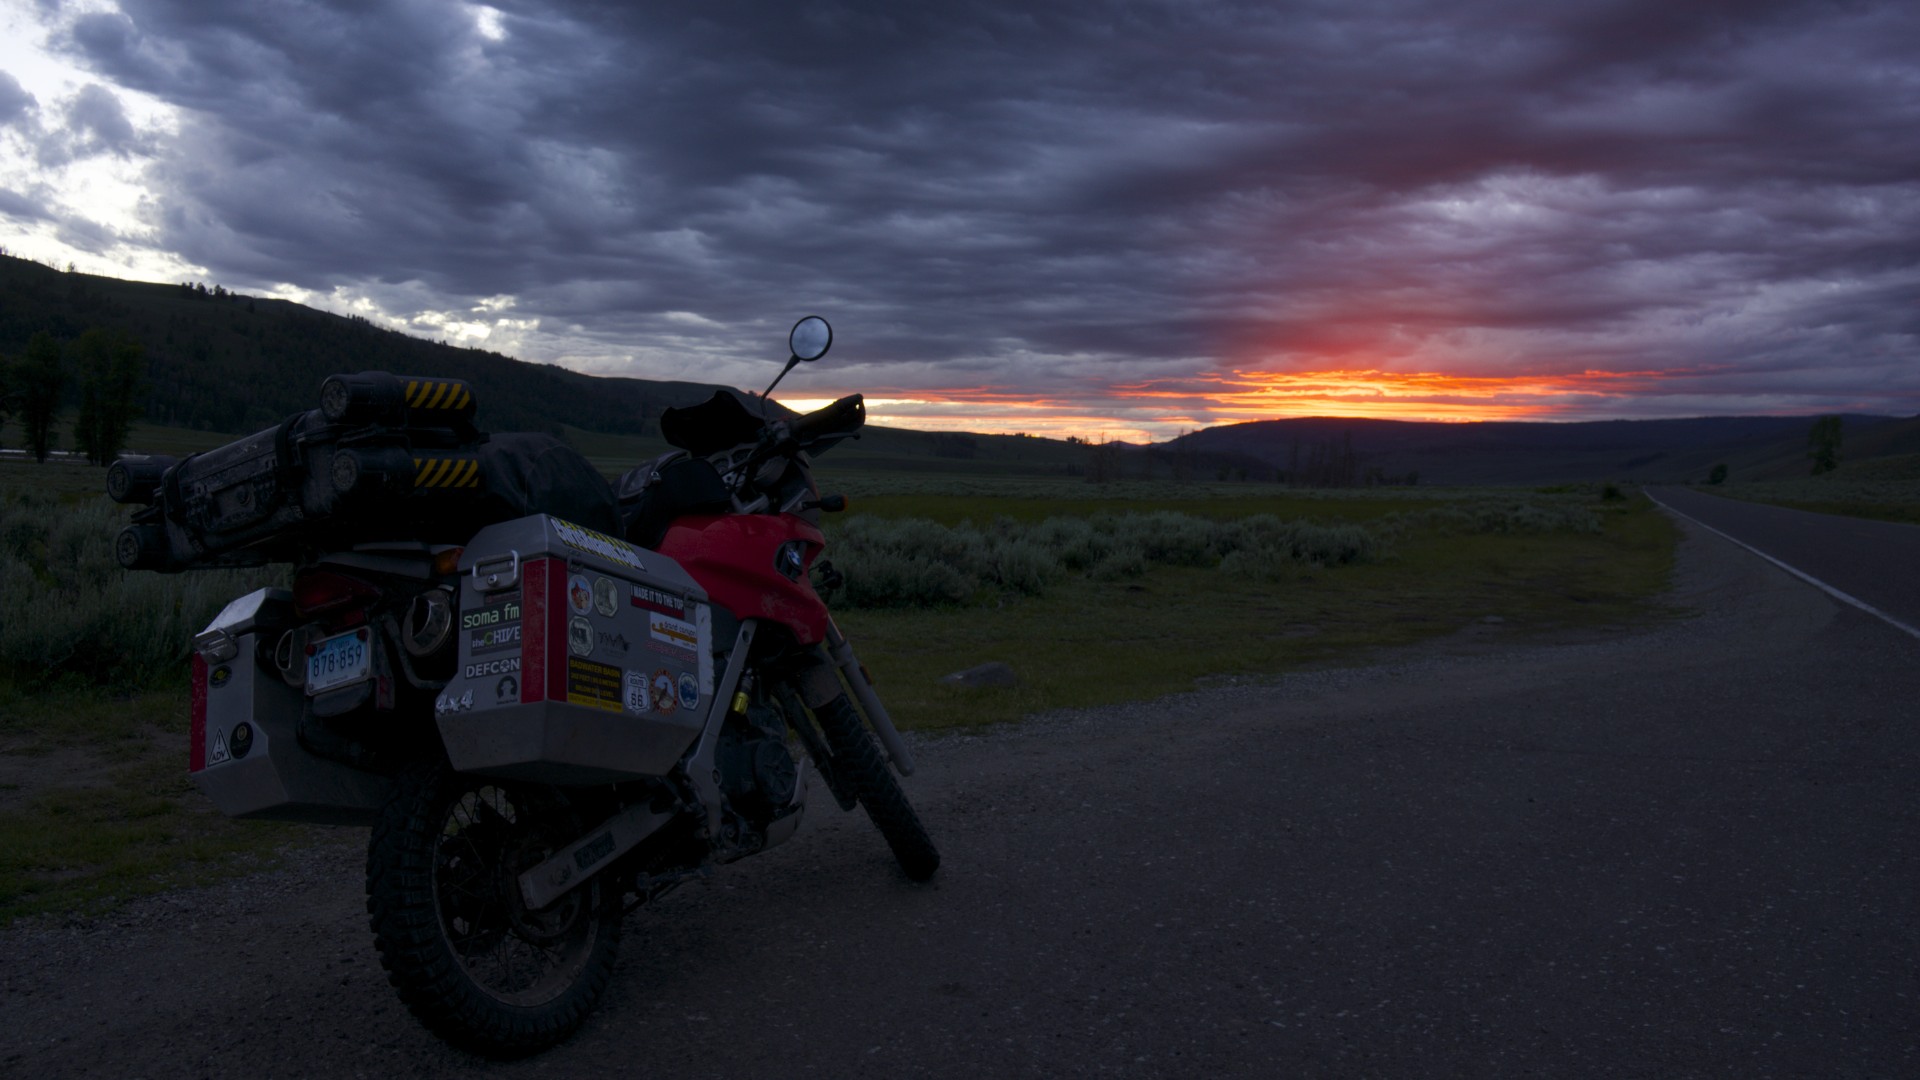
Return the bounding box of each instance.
[317,371,479,430]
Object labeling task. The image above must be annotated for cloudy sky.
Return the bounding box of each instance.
[3,0,1918,440]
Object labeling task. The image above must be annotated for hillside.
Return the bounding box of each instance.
[0,256,1278,483]
[7,255,1911,488]
[1168,413,1914,486]
[0,254,741,436]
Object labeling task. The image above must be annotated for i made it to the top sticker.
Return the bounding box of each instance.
[551,518,645,572]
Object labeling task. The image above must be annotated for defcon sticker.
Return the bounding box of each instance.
[464,656,521,679]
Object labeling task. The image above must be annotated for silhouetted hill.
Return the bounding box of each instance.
[0,254,742,436]
[1168,413,1913,486]
[10,255,1909,487]
[0,256,1268,482]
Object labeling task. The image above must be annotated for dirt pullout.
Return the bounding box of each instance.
[4,517,1915,1079]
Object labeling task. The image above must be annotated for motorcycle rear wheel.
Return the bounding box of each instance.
[812,694,940,881]
[366,763,620,1057]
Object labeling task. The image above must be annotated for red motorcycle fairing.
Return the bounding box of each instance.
[655,513,830,644]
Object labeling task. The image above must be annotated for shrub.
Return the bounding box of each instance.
[1086,546,1148,581]
[1102,511,1217,567]
[829,516,994,608]
[833,548,976,608]
[1400,501,1602,536]
[0,488,282,688]
[984,538,1060,595]
[1028,516,1118,570]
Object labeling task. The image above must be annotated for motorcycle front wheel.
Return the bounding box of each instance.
[366,763,621,1057]
[812,694,941,881]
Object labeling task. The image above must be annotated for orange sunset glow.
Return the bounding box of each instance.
[800,366,1700,444]
[1123,368,1688,421]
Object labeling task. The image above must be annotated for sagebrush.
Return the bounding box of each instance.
[0,486,281,687]
[825,499,1607,608]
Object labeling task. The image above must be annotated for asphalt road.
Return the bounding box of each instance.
[1648,486,1920,637]
[3,509,1917,1078]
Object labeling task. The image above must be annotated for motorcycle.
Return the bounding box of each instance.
[114,316,937,1056]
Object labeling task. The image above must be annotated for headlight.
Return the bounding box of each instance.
[774,541,808,582]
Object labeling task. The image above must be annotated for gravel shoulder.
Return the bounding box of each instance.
[4,515,1915,1078]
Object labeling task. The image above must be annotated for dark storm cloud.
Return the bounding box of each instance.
[0,71,34,127]
[55,83,147,159]
[41,0,1920,418]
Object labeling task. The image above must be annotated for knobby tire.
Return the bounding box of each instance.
[812,694,940,881]
[365,763,621,1057]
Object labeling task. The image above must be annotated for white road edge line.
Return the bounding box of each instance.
[1645,488,1920,644]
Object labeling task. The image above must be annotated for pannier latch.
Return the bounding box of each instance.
[193,627,240,663]
[473,550,521,592]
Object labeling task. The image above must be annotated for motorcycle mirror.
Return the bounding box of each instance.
[789,316,832,362]
[762,316,833,413]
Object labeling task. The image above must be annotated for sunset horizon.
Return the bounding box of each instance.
[4,2,1916,440]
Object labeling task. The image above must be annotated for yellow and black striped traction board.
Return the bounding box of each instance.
[413,456,482,489]
[404,379,474,412]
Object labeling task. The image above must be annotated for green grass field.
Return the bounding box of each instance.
[1705,453,1920,524]
[0,454,1677,924]
[827,490,1673,730]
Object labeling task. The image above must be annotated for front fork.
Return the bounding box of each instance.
[819,618,916,777]
[513,617,908,911]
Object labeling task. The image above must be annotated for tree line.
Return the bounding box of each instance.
[0,327,147,464]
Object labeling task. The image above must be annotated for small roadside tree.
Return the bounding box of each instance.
[1707,463,1728,485]
[1807,415,1842,475]
[17,331,66,463]
[69,328,146,465]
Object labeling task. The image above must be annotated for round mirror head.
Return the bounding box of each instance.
[789,315,832,362]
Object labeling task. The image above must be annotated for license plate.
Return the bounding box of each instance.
[307,629,372,694]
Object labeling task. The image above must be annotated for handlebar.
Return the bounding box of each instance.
[789,393,865,445]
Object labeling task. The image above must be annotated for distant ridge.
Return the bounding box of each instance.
[1169,413,1914,485]
[6,254,1913,486]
